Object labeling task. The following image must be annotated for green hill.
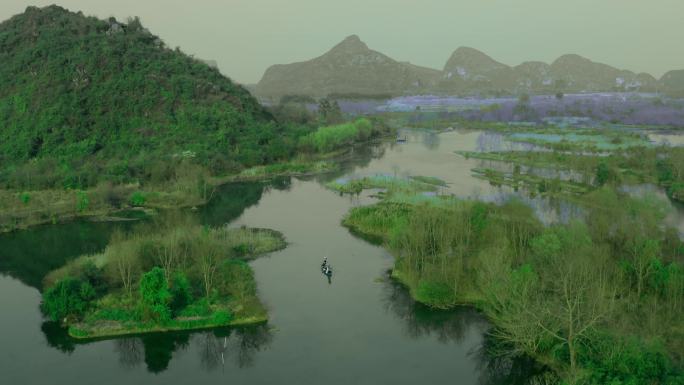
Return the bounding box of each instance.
[0,5,302,190]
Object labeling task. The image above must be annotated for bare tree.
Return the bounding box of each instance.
[194,238,222,298]
[106,232,140,297]
[156,228,181,282]
[627,237,659,298]
[534,260,615,374]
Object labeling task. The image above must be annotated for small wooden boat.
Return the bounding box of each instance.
[321,263,333,277]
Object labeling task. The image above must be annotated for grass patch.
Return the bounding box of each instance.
[326,174,439,195]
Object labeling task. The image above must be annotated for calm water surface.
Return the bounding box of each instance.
[1,129,680,385]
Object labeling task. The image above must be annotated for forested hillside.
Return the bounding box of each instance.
[0,5,307,190]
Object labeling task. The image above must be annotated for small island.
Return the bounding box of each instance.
[41,221,286,339]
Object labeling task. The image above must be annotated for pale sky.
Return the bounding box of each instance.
[2,0,683,84]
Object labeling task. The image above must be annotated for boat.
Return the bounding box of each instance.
[321,262,333,276]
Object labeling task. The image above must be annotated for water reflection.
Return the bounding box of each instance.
[381,275,486,343]
[114,337,144,369]
[0,221,132,289]
[473,337,553,385]
[380,274,550,385]
[41,321,78,354]
[199,181,268,227]
[41,321,274,373]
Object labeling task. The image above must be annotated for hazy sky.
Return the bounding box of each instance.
[2,0,683,84]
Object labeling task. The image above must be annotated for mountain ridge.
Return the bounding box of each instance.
[256,36,680,98]
[255,34,442,98]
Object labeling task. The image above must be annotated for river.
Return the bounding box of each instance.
[0,129,680,385]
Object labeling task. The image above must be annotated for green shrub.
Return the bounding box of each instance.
[581,335,679,385]
[169,272,192,316]
[179,298,212,317]
[91,308,137,322]
[129,191,146,206]
[19,192,30,205]
[416,280,454,308]
[210,310,233,324]
[76,191,90,212]
[42,278,96,322]
[300,118,376,152]
[139,267,171,322]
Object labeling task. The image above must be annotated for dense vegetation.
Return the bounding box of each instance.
[343,186,684,384]
[0,6,306,190]
[0,6,393,232]
[41,215,286,338]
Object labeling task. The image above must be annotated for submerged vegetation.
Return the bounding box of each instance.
[41,215,286,338]
[458,136,684,202]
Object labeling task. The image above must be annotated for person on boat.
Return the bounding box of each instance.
[322,257,328,268]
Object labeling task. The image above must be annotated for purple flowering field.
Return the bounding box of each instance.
[337,93,684,127]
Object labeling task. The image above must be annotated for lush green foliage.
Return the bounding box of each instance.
[41,216,286,337]
[169,272,192,316]
[0,6,307,191]
[343,187,684,383]
[299,118,383,152]
[139,267,172,322]
[41,277,95,321]
[326,174,439,195]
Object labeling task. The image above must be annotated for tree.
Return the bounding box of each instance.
[42,278,95,322]
[477,251,546,356]
[535,259,614,375]
[139,267,171,322]
[594,161,611,186]
[169,271,192,316]
[106,232,141,297]
[625,237,659,298]
[194,237,222,298]
[157,230,180,282]
[318,98,343,124]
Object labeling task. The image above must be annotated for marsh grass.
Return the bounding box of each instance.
[326,174,439,195]
[237,160,335,179]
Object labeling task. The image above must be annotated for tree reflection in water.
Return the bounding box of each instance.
[114,337,143,369]
[42,321,273,373]
[380,273,550,385]
[380,272,488,344]
[194,324,274,371]
[473,336,554,385]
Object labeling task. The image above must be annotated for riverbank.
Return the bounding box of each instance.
[68,299,268,339]
[0,160,337,234]
[1,116,396,234]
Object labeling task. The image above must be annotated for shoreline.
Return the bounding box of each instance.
[68,313,268,340]
[0,134,396,235]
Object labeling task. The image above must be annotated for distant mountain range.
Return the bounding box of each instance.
[255,35,684,99]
